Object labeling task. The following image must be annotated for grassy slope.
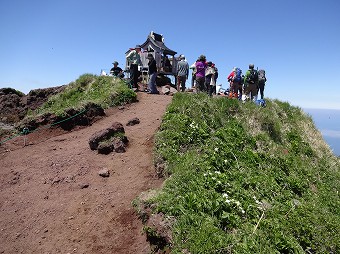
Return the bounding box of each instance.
[148,93,339,253]
[30,73,136,117]
[0,74,136,142]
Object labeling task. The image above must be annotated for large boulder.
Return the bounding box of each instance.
[88,122,126,151]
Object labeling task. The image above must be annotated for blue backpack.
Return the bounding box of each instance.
[255,99,266,107]
[233,68,242,82]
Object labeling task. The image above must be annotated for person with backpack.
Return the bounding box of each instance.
[227,67,242,99]
[257,69,267,99]
[243,63,258,101]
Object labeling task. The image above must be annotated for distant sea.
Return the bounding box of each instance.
[303,108,340,156]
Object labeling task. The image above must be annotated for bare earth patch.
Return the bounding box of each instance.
[0,92,172,254]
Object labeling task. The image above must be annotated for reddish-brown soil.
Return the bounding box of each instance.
[0,92,172,254]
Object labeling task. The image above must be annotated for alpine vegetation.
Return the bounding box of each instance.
[33,74,137,117]
[143,92,339,253]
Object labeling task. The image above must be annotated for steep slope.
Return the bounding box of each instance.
[140,93,340,253]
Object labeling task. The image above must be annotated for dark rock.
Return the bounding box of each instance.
[88,122,125,150]
[0,86,65,125]
[113,139,126,153]
[110,122,125,132]
[97,142,114,154]
[126,117,140,126]
[79,183,89,189]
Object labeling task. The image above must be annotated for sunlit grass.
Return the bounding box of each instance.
[142,93,339,253]
[32,74,136,117]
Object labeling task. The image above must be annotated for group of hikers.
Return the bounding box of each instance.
[190,54,267,102]
[109,46,267,101]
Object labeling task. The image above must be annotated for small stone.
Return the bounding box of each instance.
[79,183,89,189]
[126,117,140,126]
[52,177,61,184]
[98,169,110,177]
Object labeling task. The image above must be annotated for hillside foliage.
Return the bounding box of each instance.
[31,74,136,117]
[145,93,339,253]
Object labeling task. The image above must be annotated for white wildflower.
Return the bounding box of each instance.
[190,121,198,129]
[214,171,221,174]
[214,147,219,152]
[222,193,231,203]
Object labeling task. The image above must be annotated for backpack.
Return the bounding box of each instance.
[258,69,266,83]
[233,68,242,82]
[247,69,258,84]
[255,99,266,107]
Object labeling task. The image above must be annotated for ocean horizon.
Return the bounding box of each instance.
[303,108,340,156]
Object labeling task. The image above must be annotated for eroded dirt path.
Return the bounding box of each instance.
[0,93,172,254]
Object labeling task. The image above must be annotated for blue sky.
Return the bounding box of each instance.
[1,0,340,109]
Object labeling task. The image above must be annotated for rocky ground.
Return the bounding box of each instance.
[0,92,172,254]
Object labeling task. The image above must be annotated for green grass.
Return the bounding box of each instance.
[31,73,136,117]
[144,93,339,253]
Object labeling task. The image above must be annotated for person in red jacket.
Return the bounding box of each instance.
[227,67,238,98]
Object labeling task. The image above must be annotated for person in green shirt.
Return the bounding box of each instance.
[243,63,259,101]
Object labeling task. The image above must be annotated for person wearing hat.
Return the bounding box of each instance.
[195,55,207,92]
[176,54,189,92]
[146,53,159,94]
[110,61,124,78]
[243,63,259,101]
[126,45,142,90]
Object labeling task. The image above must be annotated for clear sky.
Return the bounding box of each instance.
[1,0,339,109]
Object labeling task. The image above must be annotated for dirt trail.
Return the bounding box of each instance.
[0,92,172,254]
